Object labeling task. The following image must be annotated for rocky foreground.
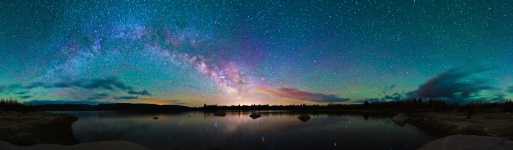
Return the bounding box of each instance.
[0,111,77,145]
[0,140,149,150]
[0,111,151,150]
[404,112,513,139]
[391,112,513,150]
[418,135,513,150]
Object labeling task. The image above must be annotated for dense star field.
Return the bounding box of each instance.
[1,0,513,106]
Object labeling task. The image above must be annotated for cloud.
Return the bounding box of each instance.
[15,77,142,93]
[15,91,28,95]
[125,97,180,105]
[258,87,349,102]
[19,95,32,100]
[80,77,134,91]
[44,77,135,91]
[507,86,513,93]
[26,82,49,89]
[0,77,152,101]
[383,92,403,101]
[128,90,151,96]
[114,96,139,100]
[27,100,99,105]
[0,84,22,93]
[383,84,397,95]
[87,93,110,100]
[406,67,494,102]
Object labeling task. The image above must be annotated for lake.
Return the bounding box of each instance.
[57,111,434,150]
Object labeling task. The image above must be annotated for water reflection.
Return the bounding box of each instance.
[58,111,433,150]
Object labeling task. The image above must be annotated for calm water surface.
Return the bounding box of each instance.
[58,111,434,150]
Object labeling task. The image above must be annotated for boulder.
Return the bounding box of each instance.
[392,113,408,126]
[0,112,77,145]
[418,135,513,150]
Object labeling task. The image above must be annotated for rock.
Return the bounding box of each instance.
[418,135,513,150]
[298,114,311,122]
[213,111,226,117]
[406,113,492,137]
[0,140,149,150]
[392,113,408,126]
[457,124,486,135]
[249,112,261,119]
[0,112,77,145]
[10,132,36,145]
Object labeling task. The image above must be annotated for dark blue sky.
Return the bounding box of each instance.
[1,0,513,105]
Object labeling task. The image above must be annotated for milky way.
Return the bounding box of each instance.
[41,23,255,101]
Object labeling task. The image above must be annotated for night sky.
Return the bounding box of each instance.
[1,0,513,106]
